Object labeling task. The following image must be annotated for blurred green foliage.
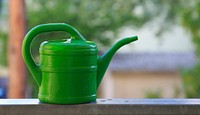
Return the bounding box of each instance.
[144,89,162,98]
[0,0,2,12]
[179,1,200,97]
[0,33,7,66]
[0,0,7,67]
[144,86,183,98]
[26,0,157,54]
[181,1,200,56]
[181,64,200,97]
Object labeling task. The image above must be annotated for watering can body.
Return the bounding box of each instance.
[22,23,138,104]
[39,39,98,104]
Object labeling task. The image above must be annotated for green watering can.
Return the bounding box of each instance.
[22,23,138,104]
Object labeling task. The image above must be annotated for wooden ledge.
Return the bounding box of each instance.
[0,99,200,115]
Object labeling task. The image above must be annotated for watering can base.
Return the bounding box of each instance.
[38,94,96,104]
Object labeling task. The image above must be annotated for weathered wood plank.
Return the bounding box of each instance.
[0,99,200,115]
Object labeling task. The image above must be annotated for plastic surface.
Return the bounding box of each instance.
[22,23,138,104]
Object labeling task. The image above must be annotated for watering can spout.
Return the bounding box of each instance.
[96,36,138,88]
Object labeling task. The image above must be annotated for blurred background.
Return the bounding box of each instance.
[0,0,199,98]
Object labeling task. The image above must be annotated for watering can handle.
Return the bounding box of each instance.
[22,23,85,86]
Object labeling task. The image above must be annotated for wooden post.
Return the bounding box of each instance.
[7,0,26,98]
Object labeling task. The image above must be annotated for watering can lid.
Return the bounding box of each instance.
[40,38,97,52]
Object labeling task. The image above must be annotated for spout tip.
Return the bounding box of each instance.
[123,36,138,43]
[127,36,138,41]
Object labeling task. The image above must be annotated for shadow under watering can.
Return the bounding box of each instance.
[22,23,138,104]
